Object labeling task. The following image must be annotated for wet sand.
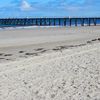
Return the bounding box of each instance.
[0,26,100,63]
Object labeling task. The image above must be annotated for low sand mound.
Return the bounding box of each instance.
[0,43,100,100]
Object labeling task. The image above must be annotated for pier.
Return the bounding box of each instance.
[0,17,100,27]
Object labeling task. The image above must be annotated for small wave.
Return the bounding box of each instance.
[0,26,62,30]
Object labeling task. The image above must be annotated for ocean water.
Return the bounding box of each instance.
[0,18,100,27]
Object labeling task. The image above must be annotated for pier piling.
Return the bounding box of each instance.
[75,19,77,26]
[69,18,72,26]
[64,18,66,26]
[88,18,91,26]
[94,18,96,26]
[59,18,61,26]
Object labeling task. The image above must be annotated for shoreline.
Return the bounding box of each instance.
[0,26,100,64]
[0,26,100,47]
[0,25,99,31]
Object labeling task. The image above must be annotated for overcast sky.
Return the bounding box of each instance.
[0,0,100,18]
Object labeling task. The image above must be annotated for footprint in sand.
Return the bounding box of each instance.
[87,41,92,44]
[35,48,44,51]
[0,58,5,60]
[91,39,98,42]
[98,38,100,41]
[87,38,100,44]
[19,51,25,53]
[52,45,71,51]
[52,48,61,51]
[35,48,47,53]
[4,54,13,57]
[52,44,87,52]
[39,50,47,53]
[25,53,38,56]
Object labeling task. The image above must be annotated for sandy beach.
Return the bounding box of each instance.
[0,26,100,100]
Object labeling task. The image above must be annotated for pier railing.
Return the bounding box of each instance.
[0,17,100,27]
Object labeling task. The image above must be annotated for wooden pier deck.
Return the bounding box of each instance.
[0,17,100,27]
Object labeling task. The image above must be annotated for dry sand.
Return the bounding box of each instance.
[0,26,100,100]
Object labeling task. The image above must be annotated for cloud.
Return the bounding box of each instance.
[20,0,32,11]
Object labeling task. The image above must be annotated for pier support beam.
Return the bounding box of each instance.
[69,18,72,26]
[36,19,38,26]
[64,18,66,26]
[59,18,61,26]
[23,19,26,26]
[54,18,56,26]
[93,18,96,26]
[44,18,46,26]
[40,18,42,26]
[81,18,84,26]
[48,18,51,26]
[88,18,91,26]
[75,19,77,26]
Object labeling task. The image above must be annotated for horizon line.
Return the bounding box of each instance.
[0,16,100,19]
